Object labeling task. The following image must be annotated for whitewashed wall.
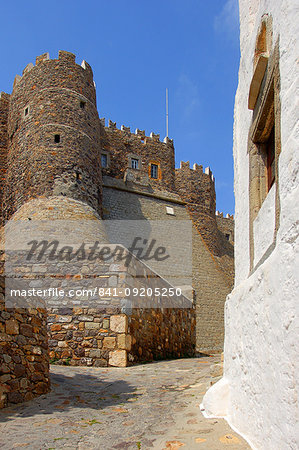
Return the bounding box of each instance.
[202,1,299,449]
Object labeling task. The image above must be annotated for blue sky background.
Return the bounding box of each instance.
[0,0,240,215]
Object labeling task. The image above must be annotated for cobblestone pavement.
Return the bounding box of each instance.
[0,357,250,449]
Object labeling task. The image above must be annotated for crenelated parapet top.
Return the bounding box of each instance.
[12,50,94,90]
[216,211,234,220]
[100,118,174,146]
[175,160,215,182]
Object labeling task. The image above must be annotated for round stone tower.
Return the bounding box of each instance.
[3,51,102,221]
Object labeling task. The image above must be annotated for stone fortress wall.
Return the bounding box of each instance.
[0,249,50,409]
[0,50,233,406]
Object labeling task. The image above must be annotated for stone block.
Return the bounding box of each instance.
[110,314,128,333]
[5,319,19,335]
[85,322,101,329]
[102,318,110,329]
[78,315,94,322]
[117,334,132,350]
[57,316,72,323]
[102,337,116,349]
[89,349,103,358]
[109,350,127,367]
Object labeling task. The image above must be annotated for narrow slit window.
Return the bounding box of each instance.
[131,158,139,169]
[80,101,86,109]
[101,153,108,168]
[150,164,158,179]
[54,134,60,143]
[24,107,29,117]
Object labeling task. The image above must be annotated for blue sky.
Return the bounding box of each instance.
[0,0,240,215]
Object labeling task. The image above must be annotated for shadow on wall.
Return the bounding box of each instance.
[0,369,139,423]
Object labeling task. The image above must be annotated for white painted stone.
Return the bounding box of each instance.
[202,1,299,449]
[200,377,229,418]
[253,183,276,265]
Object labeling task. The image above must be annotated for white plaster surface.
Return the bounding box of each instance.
[253,184,276,266]
[202,1,299,449]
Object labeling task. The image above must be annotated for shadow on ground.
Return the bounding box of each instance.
[0,368,139,423]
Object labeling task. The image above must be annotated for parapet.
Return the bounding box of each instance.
[176,160,215,182]
[100,117,174,146]
[0,92,10,104]
[216,211,234,220]
[12,50,94,92]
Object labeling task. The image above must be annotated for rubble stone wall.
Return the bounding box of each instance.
[0,252,50,409]
[47,249,195,367]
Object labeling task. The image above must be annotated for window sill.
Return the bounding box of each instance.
[248,55,268,110]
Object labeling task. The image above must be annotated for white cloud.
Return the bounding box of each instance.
[214,0,239,37]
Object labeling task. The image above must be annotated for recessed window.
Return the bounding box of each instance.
[101,153,108,168]
[24,107,29,117]
[54,134,60,143]
[80,101,86,109]
[131,158,139,169]
[266,127,275,191]
[225,234,230,241]
[150,163,158,179]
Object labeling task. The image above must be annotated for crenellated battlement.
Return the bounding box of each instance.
[12,50,94,92]
[216,211,234,220]
[176,160,215,182]
[100,117,174,146]
[174,161,216,216]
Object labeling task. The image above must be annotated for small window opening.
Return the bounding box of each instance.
[54,134,60,143]
[76,172,80,181]
[225,234,230,241]
[131,158,139,169]
[80,101,86,109]
[266,127,275,191]
[150,164,158,179]
[101,153,108,168]
[24,107,29,117]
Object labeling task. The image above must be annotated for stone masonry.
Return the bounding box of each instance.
[0,50,234,408]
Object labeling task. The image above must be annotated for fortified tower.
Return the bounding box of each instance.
[0,51,234,410]
[2,51,102,222]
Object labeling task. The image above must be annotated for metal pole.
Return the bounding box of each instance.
[166,88,169,137]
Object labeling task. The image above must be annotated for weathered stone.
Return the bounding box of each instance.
[117,334,132,350]
[7,392,23,404]
[102,337,116,349]
[102,318,110,329]
[57,316,72,323]
[110,315,128,333]
[109,350,127,367]
[19,324,33,337]
[77,315,94,322]
[89,349,102,358]
[5,319,19,335]
[85,322,100,329]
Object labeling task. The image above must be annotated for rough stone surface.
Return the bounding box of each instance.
[203,2,299,450]
[0,357,250,449]
[0,251,50,409]
[47,249,196,367]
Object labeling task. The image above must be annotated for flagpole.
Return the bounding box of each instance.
[166,88,169,137]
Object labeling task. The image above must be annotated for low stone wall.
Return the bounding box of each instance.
[47,247,195,367]
[48,309,130,367]
[0,255,50,408]
[129,308,195,363]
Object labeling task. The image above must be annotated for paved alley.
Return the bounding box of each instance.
[0,357,250,449]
